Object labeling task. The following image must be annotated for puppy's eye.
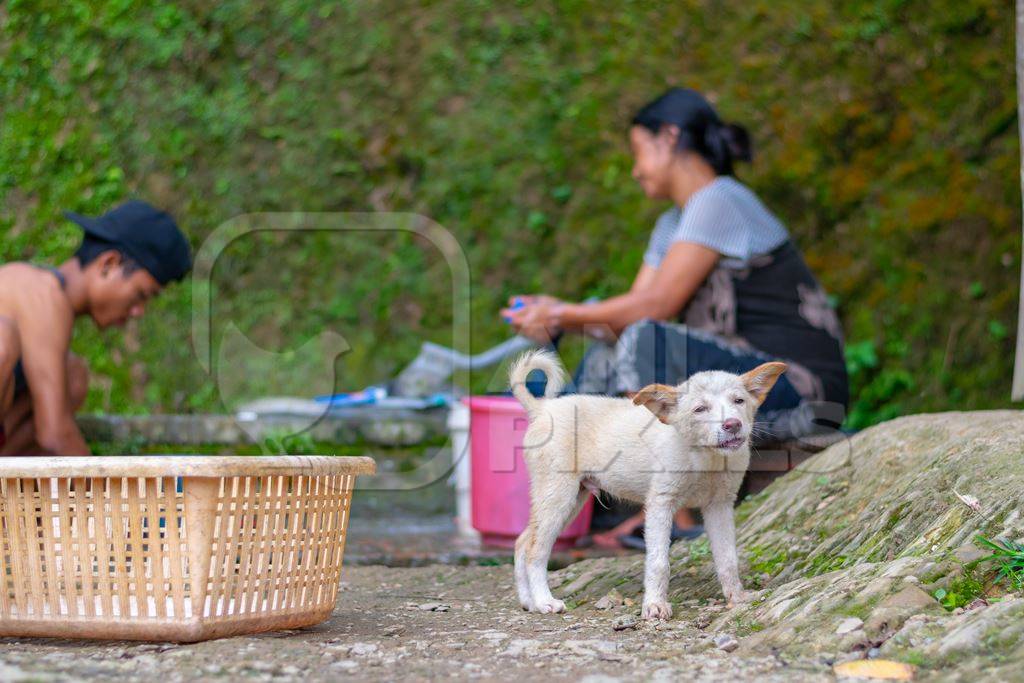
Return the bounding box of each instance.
[733,397,745,405]
[693,405,708,413]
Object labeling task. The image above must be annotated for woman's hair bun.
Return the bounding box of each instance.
[721,123,753,163]
[632,88,753,175]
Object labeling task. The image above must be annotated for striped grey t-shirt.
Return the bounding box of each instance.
[643,176,789,267]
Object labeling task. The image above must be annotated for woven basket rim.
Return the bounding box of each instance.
[0,455,376,478]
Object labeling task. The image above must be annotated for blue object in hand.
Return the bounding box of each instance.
[503,297,525,323]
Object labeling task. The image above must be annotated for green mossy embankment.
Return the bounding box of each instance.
[1,1,1018,425]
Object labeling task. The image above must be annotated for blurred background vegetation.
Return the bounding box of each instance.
[0,0,1019,429]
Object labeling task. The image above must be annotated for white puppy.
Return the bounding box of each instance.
[509,349,786,619]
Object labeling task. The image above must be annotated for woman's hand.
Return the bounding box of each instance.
[504,294,560,309]
[501,295,564,344]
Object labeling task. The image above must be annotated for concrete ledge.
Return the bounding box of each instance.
[78,407,449,447]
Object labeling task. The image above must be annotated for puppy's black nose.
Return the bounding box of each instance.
[722,418,741,434]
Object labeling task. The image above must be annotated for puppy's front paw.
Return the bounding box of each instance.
[532,598,566,614]
[641,600,673,621]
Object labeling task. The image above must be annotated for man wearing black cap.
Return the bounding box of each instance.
[0,200,191,455]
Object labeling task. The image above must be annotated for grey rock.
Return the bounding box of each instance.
[0,665,35,682]
[418,602,451,612]
[835,617,864,635]
[77,407,449,447]
[714,634,740,652]
[953,542,988,564]
[878,585,937,611]
[594,589,625,610]
[937,620,987,656]
[501,639,542,657]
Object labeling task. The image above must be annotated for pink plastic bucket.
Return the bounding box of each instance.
[465,396,593,549]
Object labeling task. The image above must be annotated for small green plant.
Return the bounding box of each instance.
[902,650,928,668]
[689,538,711,560]
[262,429,317,455]
[749,548,789,576]
[933,572,983,611]
[472,556,514,567]
[973,535,1024,591]
[731,616,766,636]
[89,435,148,456]
[805,553,848,577]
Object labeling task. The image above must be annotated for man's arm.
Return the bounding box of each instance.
[17,280,90,455]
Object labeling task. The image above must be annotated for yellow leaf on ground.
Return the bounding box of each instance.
[833,659,915,680]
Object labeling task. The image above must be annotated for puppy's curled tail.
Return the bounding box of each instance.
[509,349,567,416]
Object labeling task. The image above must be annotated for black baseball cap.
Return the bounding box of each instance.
[64,200,192,285]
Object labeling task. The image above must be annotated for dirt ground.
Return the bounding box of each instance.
[0,564,835,682]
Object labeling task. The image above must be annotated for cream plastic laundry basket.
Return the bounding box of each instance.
[0,455,374,642]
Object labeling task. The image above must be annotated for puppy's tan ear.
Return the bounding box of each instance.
[740,362,787,406]
[632,383,679,424]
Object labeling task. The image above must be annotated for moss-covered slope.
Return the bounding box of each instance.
[0,2,1018,422]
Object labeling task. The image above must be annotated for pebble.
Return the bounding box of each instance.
[594,589,625,610]
[693,613,713,630]
[479,631,509,641]
[713,634,740,652]
[612,615,639,631]
[418,602,451,612]
[835,617,864,635]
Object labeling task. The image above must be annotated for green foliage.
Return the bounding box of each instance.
[262,428,317,455]
[0,0,1019,426]
[689,538,711,560]
[805,553,849,577]
[972,534,1024,591]
[901,650,928,668]
[933,571,984,611]
[748,545,790,576]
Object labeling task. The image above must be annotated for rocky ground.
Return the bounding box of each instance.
[2,411,1022,681]
[0,563,832,682]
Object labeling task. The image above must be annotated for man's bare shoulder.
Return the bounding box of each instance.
[0,263,73,329]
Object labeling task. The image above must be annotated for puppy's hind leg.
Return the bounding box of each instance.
[524,477,587,614]
[514,529,534,611]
